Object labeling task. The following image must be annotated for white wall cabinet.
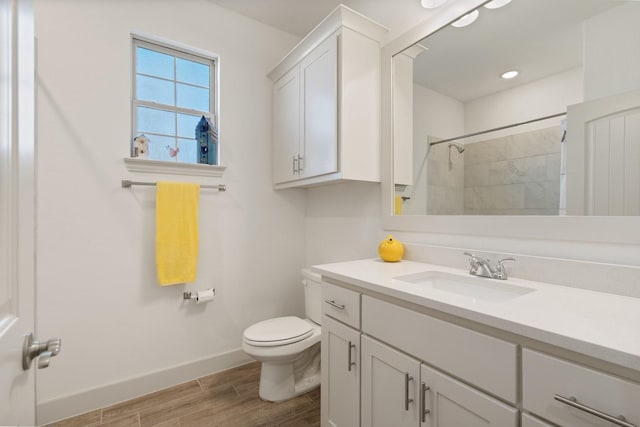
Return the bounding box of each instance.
[272,67,300,184]
[268,6,387,189]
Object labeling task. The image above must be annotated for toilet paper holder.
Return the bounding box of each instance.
[183,288,215,302]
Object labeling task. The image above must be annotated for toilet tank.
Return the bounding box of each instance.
[301,268,322,325]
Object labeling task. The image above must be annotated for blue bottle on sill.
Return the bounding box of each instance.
[196,115,218,165]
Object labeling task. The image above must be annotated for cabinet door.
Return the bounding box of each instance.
[272,66,300,184]
[421,364,518,427]
[522,413,554,427]
[361,335,421,427]
[299,34,338,180]
[321,315,360,427]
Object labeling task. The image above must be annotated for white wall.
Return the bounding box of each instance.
[584,3,640,101]
[465,67,583,137]
[34,0,304,422]
[305,182,382,266]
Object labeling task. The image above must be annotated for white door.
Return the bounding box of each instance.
[321,315,360,427]
[0,0,36,424]
[361,335,421,427]
[420,364,518,427]
[566,89,640,215]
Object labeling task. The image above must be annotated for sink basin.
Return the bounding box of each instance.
[392,271,535,303]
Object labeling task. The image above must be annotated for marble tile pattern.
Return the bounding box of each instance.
[45,362,320,427]
[426,142,464,214]
[462,126,562,215]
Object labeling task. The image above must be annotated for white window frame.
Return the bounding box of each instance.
[125,32,225,176]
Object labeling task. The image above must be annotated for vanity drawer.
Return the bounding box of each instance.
[362,295,517,403]
[523,349,640,427]
[322,281,360,329]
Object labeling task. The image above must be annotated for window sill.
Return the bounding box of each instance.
[123,157,226,177]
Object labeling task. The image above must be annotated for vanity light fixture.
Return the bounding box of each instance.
[484,0,512,9]
[501,70,519,79]
[420,0,449,8]
[451,9,479,27]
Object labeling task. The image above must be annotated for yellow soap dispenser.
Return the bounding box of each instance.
[378,235,404,262]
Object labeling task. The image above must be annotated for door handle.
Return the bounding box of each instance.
[22,332,62,370]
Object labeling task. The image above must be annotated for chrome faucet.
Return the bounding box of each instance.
[464,252,515,280]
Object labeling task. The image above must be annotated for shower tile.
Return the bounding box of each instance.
[477,184,525,210]
[464,163,490,187]
[524,181,561,209]
[464,138,508,165]
[489,156,547,185]
[507,127,561,159]
[546,153,561,181]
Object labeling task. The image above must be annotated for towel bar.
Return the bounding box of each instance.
[122,180,226,191]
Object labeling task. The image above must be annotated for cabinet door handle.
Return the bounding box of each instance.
[297,154,304,172]
[554,394,636,427]
[292,155,298,174]
[324,299,345,310]
[420,382,431,422]
[404,373,414,411]
[347,341,356,372]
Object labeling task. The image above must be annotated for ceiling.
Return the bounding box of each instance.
[206,0,439,40]
[410,0,620,102]
[208,0,625,103]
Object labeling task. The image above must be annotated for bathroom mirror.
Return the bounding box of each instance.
[392,0,640,217]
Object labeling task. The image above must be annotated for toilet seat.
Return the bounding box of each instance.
[243,316,313,347]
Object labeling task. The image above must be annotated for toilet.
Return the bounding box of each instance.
[242,268,322,402]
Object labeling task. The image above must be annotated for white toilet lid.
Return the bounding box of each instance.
[243,316,313,347]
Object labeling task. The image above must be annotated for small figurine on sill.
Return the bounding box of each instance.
[132,134,150,159]
[166,145,180,158]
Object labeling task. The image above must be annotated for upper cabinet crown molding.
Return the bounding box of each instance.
[268,5,388,82]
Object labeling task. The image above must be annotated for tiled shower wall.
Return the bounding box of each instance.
[425,126,563,215]
[463,126,562,215]
[426,141,464,215]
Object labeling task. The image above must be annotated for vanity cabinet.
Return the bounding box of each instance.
[321,282,361,427]
[521,413,553,427]
[522,349,640,427]
[321,315,360,427]
[268,6,387,189]
[420,363,518,426]
[361,335,421,427]
[316,260,640,427]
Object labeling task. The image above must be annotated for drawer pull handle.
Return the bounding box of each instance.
[347,341,356,372]
[404,373,414,411]
[325,300,345,310]
[554,394,636,427]
[420,382,431,422]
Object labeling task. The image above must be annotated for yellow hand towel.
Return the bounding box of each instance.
[156,182,200,286]
[394,195,403,215]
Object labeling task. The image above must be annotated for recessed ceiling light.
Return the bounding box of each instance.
[501,70,519,79]
[484,0,512,9]
[421,0,449,8]
[451,10,479,28]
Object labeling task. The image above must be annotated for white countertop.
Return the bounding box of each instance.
[312,258,640,373]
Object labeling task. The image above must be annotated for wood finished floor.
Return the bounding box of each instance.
[45,362,320,427]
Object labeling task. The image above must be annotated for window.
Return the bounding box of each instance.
[132,36,218,165]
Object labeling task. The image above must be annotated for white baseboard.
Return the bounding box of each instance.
[37,348,254,426]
